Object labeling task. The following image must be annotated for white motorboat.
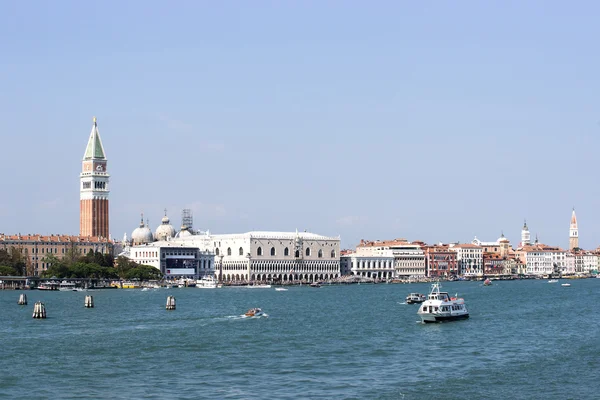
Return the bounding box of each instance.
[196,276,218,289]
[561,283,571,287]
[245,284,272,288]
[406,293,426,304]
[59,281,84,291]
[245,308,264,317]
[417,282,469,323]
[275,287,288,291]
[548,279,558,283]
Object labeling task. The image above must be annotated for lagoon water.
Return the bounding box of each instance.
[1,279,599,399]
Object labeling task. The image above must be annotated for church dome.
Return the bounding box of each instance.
[131,216,154,245]
[155,212,176,241]
[176,225,193,238]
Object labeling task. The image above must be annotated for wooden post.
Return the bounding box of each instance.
[166,295,176,310]
[32,301,47,319]
[84,295,94,308]
[18,293,28,305]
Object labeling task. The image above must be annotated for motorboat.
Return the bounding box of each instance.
[245,284,272,288]
[561,283,571,287]
[245,308,264,317]
[59,281,84,291]
[196,276,218,289]
[275,287,288,291]
[37,283,57,291]
[417,282,469,323]
[483,278,492,286]
[548,279,558,283]
[310,282,321,288]
[406,293,426,304]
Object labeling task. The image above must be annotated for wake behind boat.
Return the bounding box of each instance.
[417,282,469,323]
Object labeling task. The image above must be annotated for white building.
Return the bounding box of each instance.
[349,239,426,279]
[174,230,340,283]
[340,252,395,280]
[449,244,483,276]
[565,251,597,274]
[516,244,566,276]
[125,241,214,279]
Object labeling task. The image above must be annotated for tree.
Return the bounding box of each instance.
[0,265,18,276]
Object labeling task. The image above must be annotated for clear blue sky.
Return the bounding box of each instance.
[1,1,599,250]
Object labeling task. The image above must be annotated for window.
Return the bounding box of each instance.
[318,249,323,258]
[306,247,311,257]
[215,248,220,256]
[239,247,243,256]
[271,247,276,256]
[227,247,232,256]
[331,250,336,258]
[295,250,300,258]
[257,247,263,256]
[284,247,289,256]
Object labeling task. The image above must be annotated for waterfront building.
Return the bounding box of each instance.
[80,117,110,238]
[515,243,566,276]
[170,230,340,283]
[0,233,112,276]
[340,252,395,280]
[565,250,597,275]
[448,244,483,277]
[355,239,426,279]
[569,208,579,251]
[520,220,531,248]
[483,253,506,276]
[123,241,214,279]
[423,245,458,278]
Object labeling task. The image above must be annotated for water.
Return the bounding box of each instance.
[1,280,599,399]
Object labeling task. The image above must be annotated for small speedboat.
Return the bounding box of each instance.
[406,293,426,304]
[245,308,264,317]
[548,279,558,283]
[275,288,288,291]
[483,278,492,286]
[561,283,571,287]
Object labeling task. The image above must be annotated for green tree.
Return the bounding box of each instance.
[124,264,163,281]
[0,265,18,276]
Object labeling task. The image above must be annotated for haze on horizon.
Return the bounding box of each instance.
[1,1,599,250]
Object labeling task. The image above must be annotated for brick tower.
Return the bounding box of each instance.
[80,117,110,238]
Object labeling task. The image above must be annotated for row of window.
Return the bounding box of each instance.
[215,246,337,258]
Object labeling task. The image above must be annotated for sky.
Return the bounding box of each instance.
[1,1,599,250]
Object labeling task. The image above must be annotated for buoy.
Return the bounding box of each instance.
[84,295,94,308]
[32,301,47,319]
[166,295,176,310]
[18,293,28,305]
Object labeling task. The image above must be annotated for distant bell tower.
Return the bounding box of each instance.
[80,117,110,238]
[569,208,579,251]
[521,220,531,247]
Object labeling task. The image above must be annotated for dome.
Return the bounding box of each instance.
[131,216,154,245]
[155,213,176,241]
[175,225,192,238]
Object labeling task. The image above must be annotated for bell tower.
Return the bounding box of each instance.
[521,220,531,247]
[80,117,110,238]
[569,208,579,251]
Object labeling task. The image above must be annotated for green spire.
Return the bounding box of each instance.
[83,116,106,160]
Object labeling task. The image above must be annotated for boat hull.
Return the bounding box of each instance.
[420,313,470,323]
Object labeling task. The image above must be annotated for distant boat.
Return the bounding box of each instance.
[561,283,571,287]
[548,279,558,283]
[483,278,492,286]
[275,287,288,291]
[245,308,264,317]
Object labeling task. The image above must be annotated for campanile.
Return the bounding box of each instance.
[80,117,110,238]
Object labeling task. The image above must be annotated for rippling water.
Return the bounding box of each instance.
[1,279,599,399]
